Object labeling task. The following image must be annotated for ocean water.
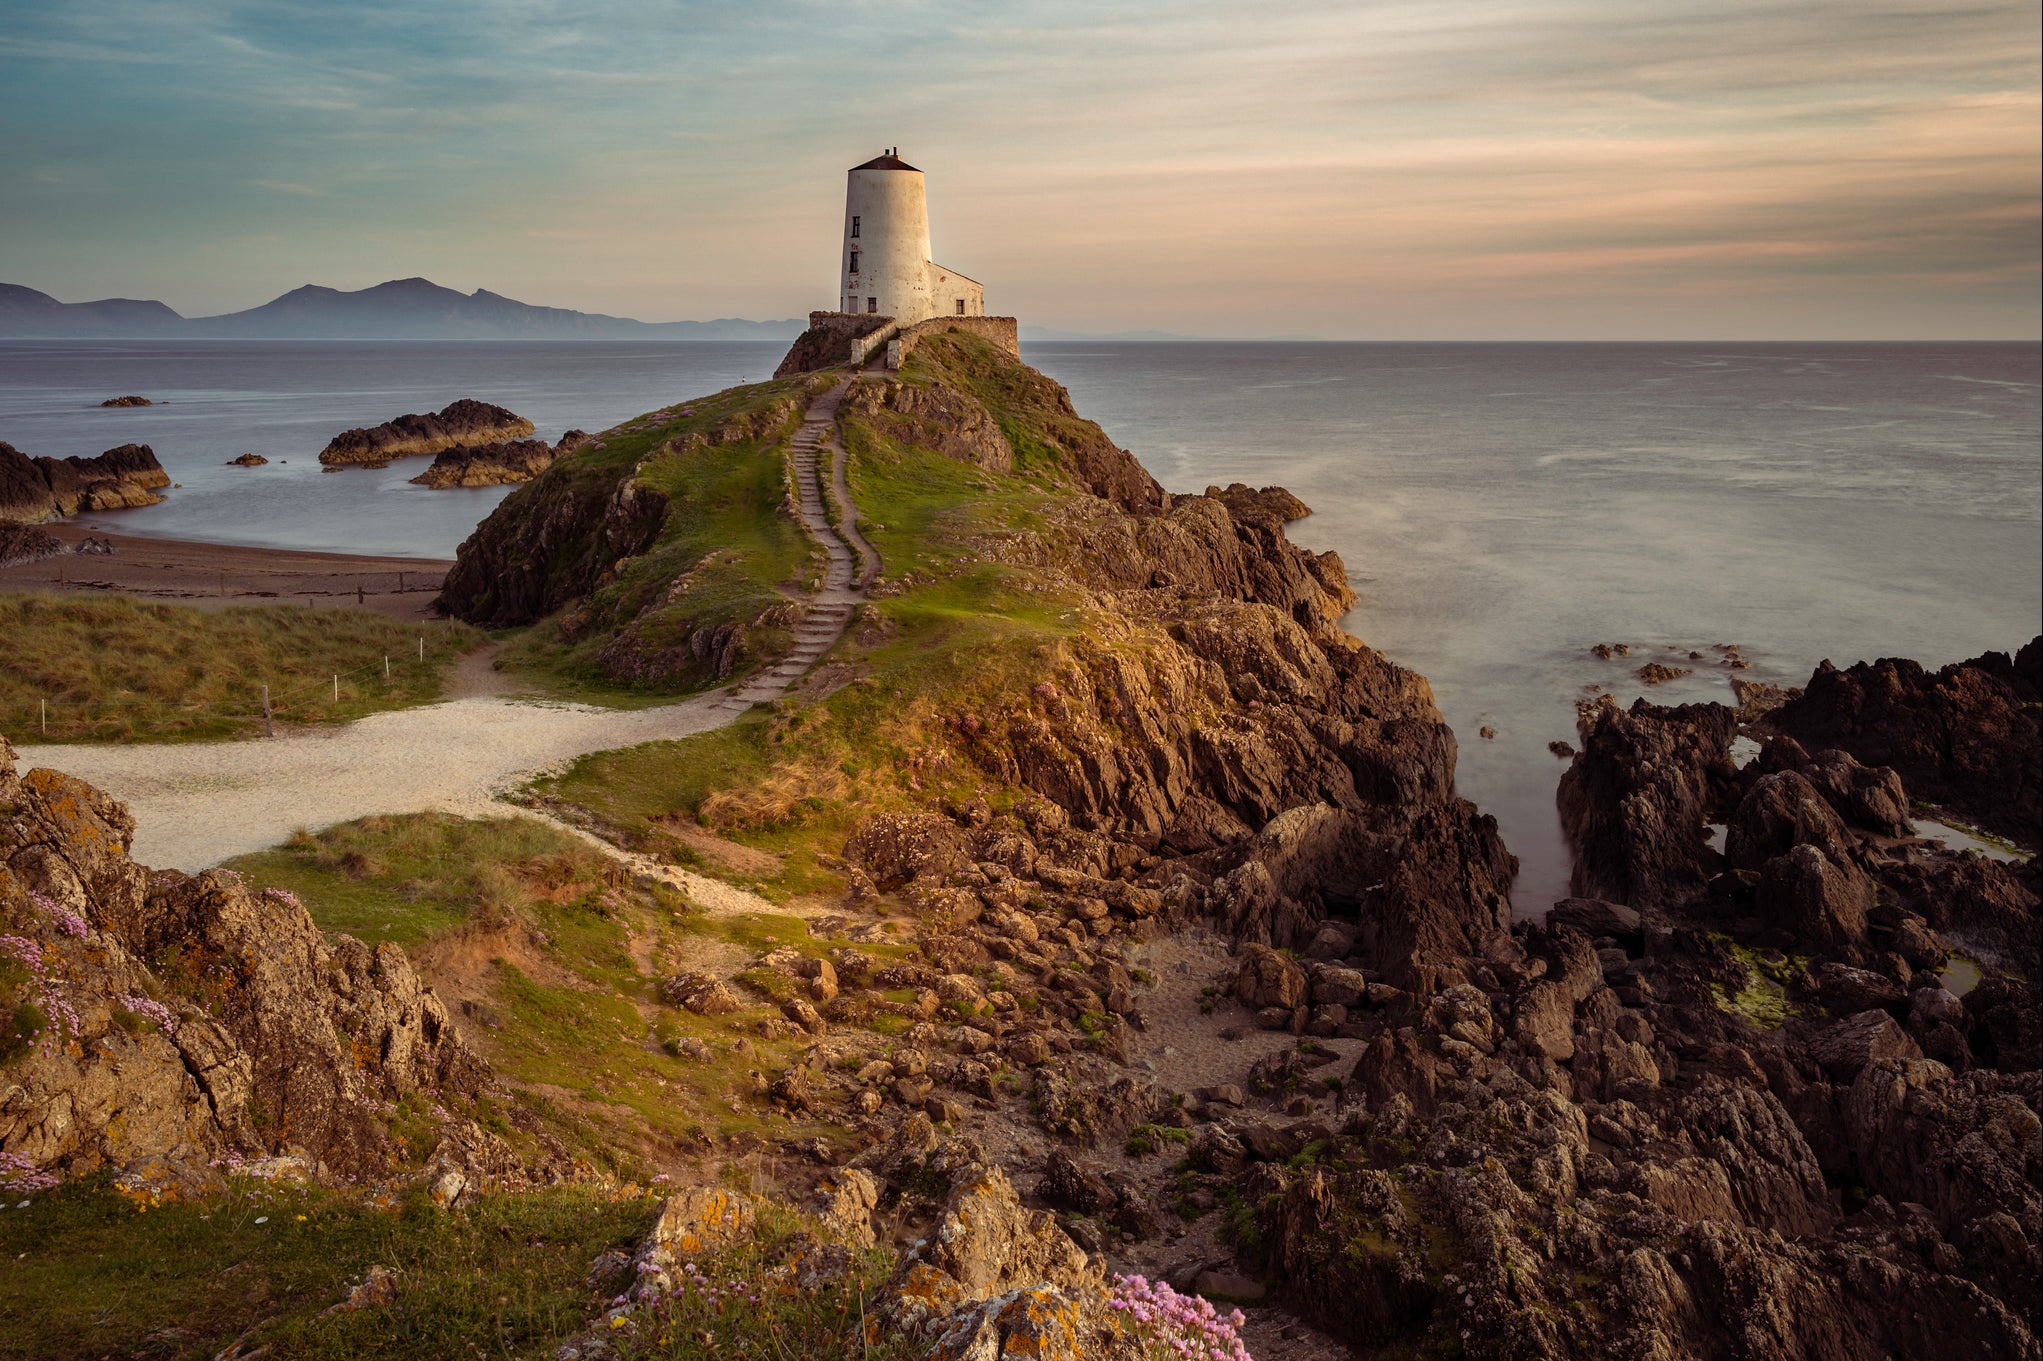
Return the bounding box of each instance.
[0,339,791,556]
[3,338,2037,913]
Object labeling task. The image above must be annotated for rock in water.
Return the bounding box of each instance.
[1770,641,2043,849]
[317,398,534,467]
[0,438,169,520]
[99,395,152,407]
[408,438,555,488]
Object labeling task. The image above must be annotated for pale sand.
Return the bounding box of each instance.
[15,693,734,872]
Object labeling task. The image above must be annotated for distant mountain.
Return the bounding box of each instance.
[0,277,802,340]
[0,283,186,336]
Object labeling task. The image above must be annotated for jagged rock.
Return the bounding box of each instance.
[0,439,169,521]
[409,437,560,489]
[1232,943,1308,1009]
[1755,843,1875,951]
[1806,1005,1912,1070]
[843,378,1015,475]
[812,1167,880,1248]
[0,524,65,566]
[1037,1149,1118,1215]
[0,737,518,1190]
[658,971,741,1015]
[1726,769,1855,872]
[1033,1064,1171,1147]
[846,813,967,890]
[1558,698,1736,908]
[868,1154,1102,1350]
[1771,641,2042,848]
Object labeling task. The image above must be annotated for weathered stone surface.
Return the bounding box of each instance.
[1558,698,1736,908]
[0,737,515,1190]
[1755,843,1875,951]
[320,398,534,466]
[1,439,168,521]
[1771,640,2042,848]
[1233,943,1309,1010]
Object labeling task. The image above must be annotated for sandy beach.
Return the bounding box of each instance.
[0,522,452,621]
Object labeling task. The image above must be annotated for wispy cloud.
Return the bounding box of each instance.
[0,0,2034,336]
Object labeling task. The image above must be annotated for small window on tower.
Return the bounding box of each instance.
[849,250,860,273]
[956,298,966,315]
[866,297,877,314]
[851,216,860,239]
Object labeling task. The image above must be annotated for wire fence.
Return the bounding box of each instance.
[9,624,470,742]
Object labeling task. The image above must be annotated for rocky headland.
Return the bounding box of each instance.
[317,397,535,468]
[6,329,2037,1359]
[0,437,170,522]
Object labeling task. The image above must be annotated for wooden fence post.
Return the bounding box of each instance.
[262,684,273,738]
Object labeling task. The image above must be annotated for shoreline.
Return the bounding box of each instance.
[0,522,453,622]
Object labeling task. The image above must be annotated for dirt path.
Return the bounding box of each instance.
[14,383,880,874]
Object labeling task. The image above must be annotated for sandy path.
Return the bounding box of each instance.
[15,693,733,871]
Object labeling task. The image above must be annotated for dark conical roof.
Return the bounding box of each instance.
[851,153,920,172]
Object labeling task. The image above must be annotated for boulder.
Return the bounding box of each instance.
[1233,942,1309,1010]
[1725,770,1854,872]
[1548,898,1642,939]
[1557,698,1736,909]
[1806,1010,1922,1079]
[1755,843,1875,950]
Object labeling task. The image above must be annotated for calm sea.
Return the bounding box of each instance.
[4,338,2038,912]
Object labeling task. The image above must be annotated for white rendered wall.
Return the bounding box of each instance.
[930,265,985,317]
[843,168,934,324]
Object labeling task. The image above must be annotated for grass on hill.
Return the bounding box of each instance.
[0,1174,921,1361]
[524,331,1148,902]
[491,376,825,698]
[224,812,911,1173]
[0,1175,659,1361]
[0,594,482,743]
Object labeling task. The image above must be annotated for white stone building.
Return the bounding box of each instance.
[839,150,984,324]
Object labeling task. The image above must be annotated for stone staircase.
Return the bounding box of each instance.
[716,381,870,711]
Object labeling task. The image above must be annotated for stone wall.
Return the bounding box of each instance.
[772,312,895,379]
[891,315,1020,368]
[773,313,1020,379]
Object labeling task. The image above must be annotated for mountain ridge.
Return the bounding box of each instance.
[0,276,803,340]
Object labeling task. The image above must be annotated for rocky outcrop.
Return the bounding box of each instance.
[225,452,267,467]
[1770,640,2043,848]
[0,523,65,567]
[436,396,799,629]
[772,310,893,378]
[1,439,169,521]
[843,378,1014,474]
[99,395,151,407]
[866,1141,1121,1360]
[1558,697,1736,908]
[0,735,533,1192]
[318,398,535,467]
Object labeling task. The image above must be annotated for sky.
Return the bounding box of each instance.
[1,0,2037,338]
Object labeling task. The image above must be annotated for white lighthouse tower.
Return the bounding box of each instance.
[840,149,984,324]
